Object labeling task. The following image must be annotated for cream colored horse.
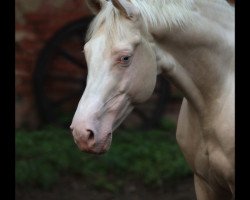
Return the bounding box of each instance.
[70,0,234,199]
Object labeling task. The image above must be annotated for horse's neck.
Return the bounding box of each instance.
[151,1,234,116]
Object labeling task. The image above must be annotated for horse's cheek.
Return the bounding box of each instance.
[129,68,156,103]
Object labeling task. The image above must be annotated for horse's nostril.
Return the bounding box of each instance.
[86,129,95,141]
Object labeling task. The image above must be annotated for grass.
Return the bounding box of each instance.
[15,119,191,191]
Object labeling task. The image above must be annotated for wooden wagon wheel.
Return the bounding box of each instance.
[33,16,171,129]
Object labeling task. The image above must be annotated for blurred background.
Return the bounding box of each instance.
[15,0,234,199]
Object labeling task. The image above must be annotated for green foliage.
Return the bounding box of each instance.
[159,117,176,133]
[15,124,191,191]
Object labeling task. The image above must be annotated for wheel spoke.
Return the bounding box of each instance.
[133,107,149,122]
[57,47,83,68]
[47,74,86,84]
[76,30,84,39]
[51,90,83,106]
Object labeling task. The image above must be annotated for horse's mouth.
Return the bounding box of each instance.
[73,132,112,154]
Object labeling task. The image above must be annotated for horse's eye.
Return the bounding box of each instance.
[121,56,130,61]
[120,55,132,66]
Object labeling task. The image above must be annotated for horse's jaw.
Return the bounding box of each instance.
[70,93,133,154]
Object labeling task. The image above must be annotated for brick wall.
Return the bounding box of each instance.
[15,0,91,129]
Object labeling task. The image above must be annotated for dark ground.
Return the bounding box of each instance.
[16,175,196,200]
[16,99,193,200]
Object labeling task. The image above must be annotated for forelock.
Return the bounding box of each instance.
[85,2,130,46]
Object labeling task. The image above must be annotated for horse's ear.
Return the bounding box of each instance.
[111,0,138,20]
[86,0,105,14]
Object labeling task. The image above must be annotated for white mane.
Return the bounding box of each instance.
[86,0,234,42]
[131,0,195,29]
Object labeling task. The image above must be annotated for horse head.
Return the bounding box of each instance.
[70,0,158,154]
